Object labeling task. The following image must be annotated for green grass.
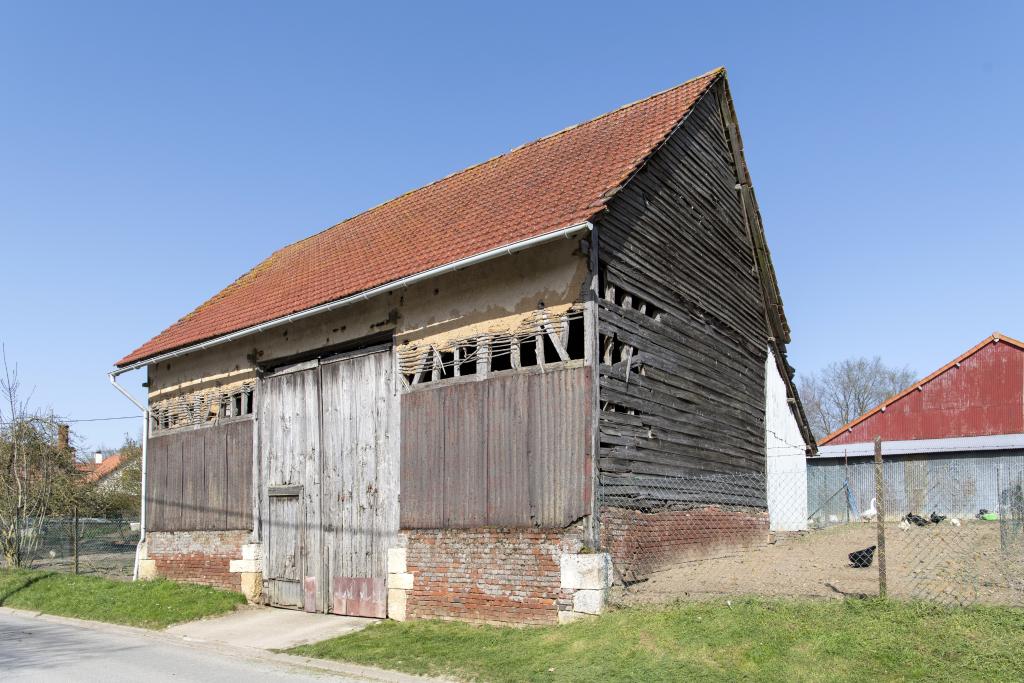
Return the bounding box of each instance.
[290,599,1024,682]
[0,567,246,629]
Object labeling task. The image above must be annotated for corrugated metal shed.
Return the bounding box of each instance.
[807,450,1024,524]
[822,334,1024,447]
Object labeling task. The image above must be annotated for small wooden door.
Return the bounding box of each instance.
[265,487,304,607]
[258,346,397,616]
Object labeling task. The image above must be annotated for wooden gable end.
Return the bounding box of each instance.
[596,79,773,501]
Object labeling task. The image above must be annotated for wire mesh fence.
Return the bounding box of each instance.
[604,453,1024,608]
[13,515,140,579]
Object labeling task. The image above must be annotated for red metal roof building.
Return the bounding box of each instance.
[818,333,1024,456]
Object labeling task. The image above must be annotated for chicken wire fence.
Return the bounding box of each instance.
[603,455,1024,608]
[12,515,140,579]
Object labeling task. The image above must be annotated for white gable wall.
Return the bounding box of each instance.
[765,348,808,531]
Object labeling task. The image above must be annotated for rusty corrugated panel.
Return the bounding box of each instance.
[486,373,531,526]
[399,388,446,528]
[443,380,488,527]
[826,338,1024,446]
[528,366,590,527]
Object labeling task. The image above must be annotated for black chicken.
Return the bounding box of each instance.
[905,513,930,526]
[849,545,876,568]
[930,511,946,524]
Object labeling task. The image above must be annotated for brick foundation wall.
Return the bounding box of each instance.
[601,506,769,582]
[403,528,584,625]
[147,530,248,591]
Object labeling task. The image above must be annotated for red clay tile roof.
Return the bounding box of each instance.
[77,453,127,483]
[118,68,723,367]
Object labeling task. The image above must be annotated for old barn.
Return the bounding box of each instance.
[114,68,812,625]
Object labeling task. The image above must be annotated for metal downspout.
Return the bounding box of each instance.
[108,371,148,580]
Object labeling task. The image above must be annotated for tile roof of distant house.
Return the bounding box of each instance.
[77,453,128,483]
[117,68,724,367]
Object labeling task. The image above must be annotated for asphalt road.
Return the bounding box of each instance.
[0,610,357,682]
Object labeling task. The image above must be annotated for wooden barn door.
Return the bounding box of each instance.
[320,347,397,618]
[258,346,397,617]
[258,363,323,611]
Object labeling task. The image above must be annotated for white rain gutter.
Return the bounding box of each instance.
[110,221,594,375]
[815,433,1024,459]
[108,373,148,580]
[107,220,593,578]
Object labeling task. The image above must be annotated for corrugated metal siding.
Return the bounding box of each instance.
[828,341,1024,445]
[400,365,590,529]
[806,450,1024,525]
[399,389,445,527]
[528,366,591,527]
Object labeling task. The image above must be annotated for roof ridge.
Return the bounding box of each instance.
[250,67,726,258]
[117,67,726,367]
[818,332,1024,445]
[178,68,725,323]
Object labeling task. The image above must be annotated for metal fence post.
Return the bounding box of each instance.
[72,507,79,575]
[874,437,887,597]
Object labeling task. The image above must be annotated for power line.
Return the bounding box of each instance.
[0,415,140,426]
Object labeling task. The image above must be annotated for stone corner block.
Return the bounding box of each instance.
[137,558,158,580]
[572,588,607,615]
[240,572,263,604]
[560,552,612,591]
[387,572,414,590]
[241,543,263,561]
[387,547,407,574]
[387,588,408,621]
[229,558,260,574]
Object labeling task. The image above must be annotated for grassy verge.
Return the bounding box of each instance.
[0,567,246,629]
[291,598,1024,682]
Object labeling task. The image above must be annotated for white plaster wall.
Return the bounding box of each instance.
[765,348,808,531]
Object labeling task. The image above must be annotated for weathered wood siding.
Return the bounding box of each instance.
[258,366,321,609]
[597,79,769,504]
[321,350,399,586]
[146,419,253,531]
[257,348,398,615]
[400,365,591,529]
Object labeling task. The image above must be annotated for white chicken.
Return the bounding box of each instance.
[861,497,878,521]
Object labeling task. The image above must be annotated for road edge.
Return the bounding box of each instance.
[0,606,449,682]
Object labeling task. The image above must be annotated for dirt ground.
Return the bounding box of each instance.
[613,521,1024,607]
[29,551,135,580]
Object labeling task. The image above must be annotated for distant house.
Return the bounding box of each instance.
[116,67,812,624]
[77,451,130,489]
[810,333,1024,523]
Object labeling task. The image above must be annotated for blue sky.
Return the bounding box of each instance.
[1,2,1021,450]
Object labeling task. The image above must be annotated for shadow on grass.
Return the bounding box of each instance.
[0,570,56,605]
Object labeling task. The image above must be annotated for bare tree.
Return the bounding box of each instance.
[0,348,79,567]
[798,357,916,442]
